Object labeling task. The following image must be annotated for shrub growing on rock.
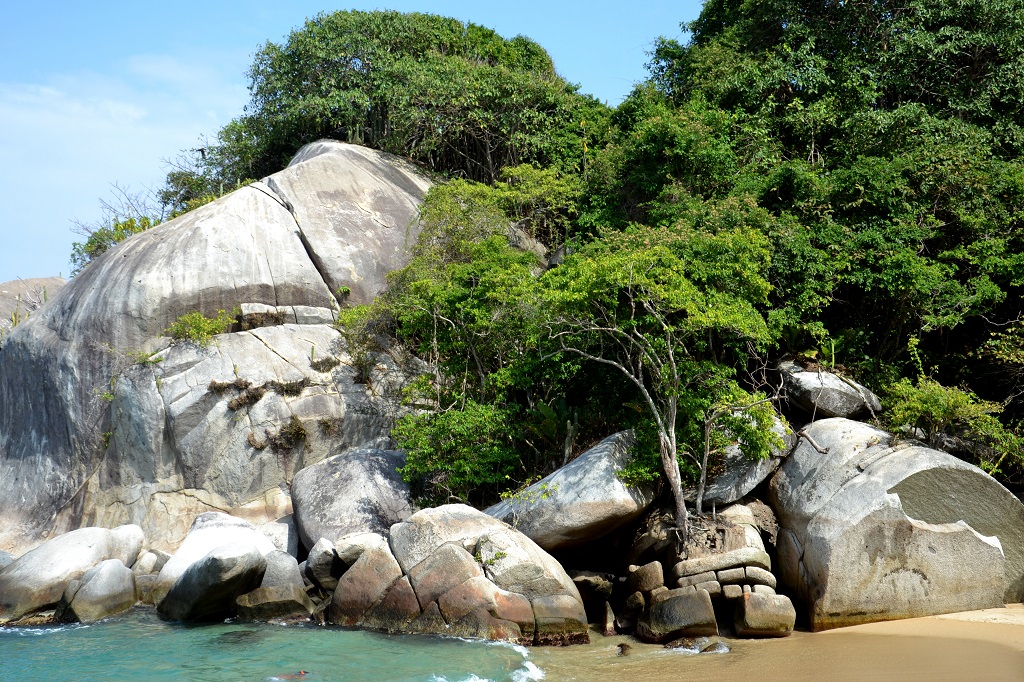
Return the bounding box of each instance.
[165,309,237,346]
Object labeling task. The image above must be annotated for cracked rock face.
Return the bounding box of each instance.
[0,141,429,555]
[327,505,589,645]
[770,418,1024,630]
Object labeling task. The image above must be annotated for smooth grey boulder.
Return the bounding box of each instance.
[269,140,431,306]
[59,559,136,623]
[0,141,429,556]
[259,516,299,557]
[157,543,267,621]
[131,551,160,577]
[291,447,413,550]
[686,416,795,508]
[260,550,305,590]
[733,592,795,637]
[484,432,655,550]
[635,591,718,643]
[778,360,882,418]
[0,550,13,569]
[0,525,143,623]
[155,513,276,601]
[304,538,344,591]
[335,532,389,567]
[770,418,1020,630]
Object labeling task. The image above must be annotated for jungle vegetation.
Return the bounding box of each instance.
[76,5,1024,524]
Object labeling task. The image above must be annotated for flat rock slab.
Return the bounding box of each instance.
[235,584,314,622]
[672,547,772,581]
[485,432,655,551]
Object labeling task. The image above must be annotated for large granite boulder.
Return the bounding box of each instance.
[484,432,655,551]
[291,447,413,550]
[0,525,143,623]
[770,418,1023,630]
[57,559,136,623]
[154,513,276,601]
[327,504,589,644]
[778,360,882,418]
[0,141,429,556]
[686,416,795,508]
[259,516,299,557]
[157,544,267,621]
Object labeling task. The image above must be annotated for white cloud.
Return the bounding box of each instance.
[0,52,249,281]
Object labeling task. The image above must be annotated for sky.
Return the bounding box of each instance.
[0,1,702,283]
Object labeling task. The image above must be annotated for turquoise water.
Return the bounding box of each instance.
[0,609,544,682]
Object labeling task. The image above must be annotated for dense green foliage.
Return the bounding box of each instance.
[632,0,1024,384]
[166,9,608,196]
[355,2,1024,501]
[86,5,1024,507]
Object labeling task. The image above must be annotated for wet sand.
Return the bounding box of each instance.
[531,604,1024,681]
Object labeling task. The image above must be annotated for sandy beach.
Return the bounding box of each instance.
[531,604,1024,681]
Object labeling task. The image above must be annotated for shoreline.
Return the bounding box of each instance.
[529,604,1024,681]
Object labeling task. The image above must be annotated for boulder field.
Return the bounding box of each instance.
[0,138,1020,648]
[0,141,430,555]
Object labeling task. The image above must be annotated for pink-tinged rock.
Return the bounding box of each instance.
[328,545,402,626]
[449,608,524,643]
[407,543,483,610]
[437,575,534,637]
[532,594,589,645]
[405,601,448,635]
[360,576,422,632]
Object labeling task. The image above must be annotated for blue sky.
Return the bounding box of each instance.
[0,1,702,282]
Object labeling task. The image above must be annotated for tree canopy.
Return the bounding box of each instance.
[76,5,1024,512]
[182,10,608,192]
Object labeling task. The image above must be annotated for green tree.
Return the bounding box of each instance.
[539,222,782,544]
[70,216,156,275]
[190,10,609,186]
